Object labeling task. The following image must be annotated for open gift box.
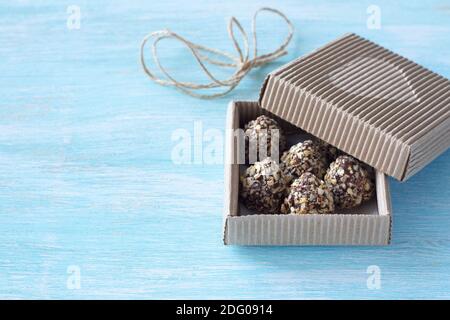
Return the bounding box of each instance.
[223,33,450,246]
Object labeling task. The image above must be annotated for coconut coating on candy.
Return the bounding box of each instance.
[280,140,328,182]
[240,158,288,213]
[280,173,334,214]
[324,155,375,209]
[244,115,286,163]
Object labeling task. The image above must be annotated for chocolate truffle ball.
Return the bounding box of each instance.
[244,115,286,163]
[281,173,335,214]
[280,140,328,182]
[316,138,339,163]
[324,155,375,209]
[361,164,375,201]
[240,157,288,213]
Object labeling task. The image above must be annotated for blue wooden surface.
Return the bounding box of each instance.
[0,0,449,299]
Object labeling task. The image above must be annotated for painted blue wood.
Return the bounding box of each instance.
[0,0,449,299]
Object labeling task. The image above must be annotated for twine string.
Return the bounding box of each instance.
[140,7,294,99]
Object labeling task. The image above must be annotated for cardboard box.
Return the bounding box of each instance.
[223,101,392,245]
[260,33,450,181]
[223,33,450,245]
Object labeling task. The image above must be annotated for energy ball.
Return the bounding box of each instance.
[280,140,328,182]
[361,165,375,201]
[240,157,288,214]
[244,115,286,163]
[316,138,339,163]
[281,173,334,214]
[324,155,375,209]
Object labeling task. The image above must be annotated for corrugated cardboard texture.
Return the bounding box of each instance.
[223,101,392,246]
[259,33,450,181]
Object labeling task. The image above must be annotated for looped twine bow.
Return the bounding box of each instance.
[140,7,294,99]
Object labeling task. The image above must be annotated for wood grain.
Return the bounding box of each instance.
[0,0,449,299]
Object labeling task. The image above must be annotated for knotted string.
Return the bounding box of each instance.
[140,7,294,99]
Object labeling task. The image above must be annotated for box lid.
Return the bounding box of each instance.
[259,33,450,181]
